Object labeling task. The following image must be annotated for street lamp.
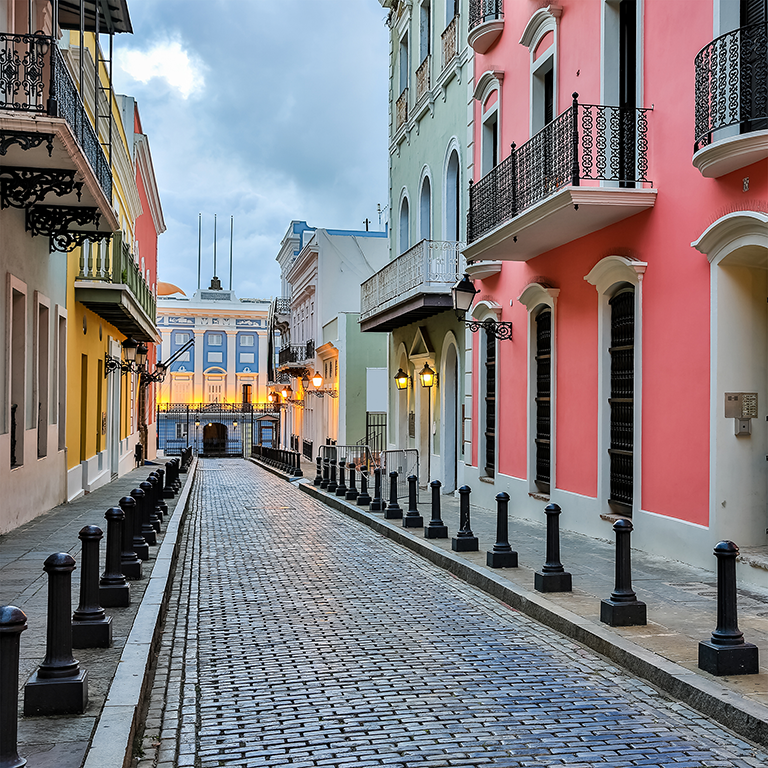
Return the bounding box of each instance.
[281,385,292,400]
[312,371,323,388]
[122,337,138,363]
[419,363,436,388]
[394,368,410,391]
[451,273,513,341]
[136,342,148,368]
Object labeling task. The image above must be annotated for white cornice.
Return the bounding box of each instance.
[692,211,768,263]
[518,283,559,311]
[135,134,166,235]
[692,130,768,179]
[473,69,504,102]
[584,255,647,293]
[519,5,562,48]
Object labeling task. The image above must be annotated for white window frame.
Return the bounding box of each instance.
[418,167,432,242]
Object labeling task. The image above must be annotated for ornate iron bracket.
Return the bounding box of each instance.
[105,353,135,376]
[0,130,54,157]
[463,317,513,341]
[0,167,83,209]
[25,204,110,252]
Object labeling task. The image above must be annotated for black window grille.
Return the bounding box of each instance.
[608,290,635,511]
[484,329,496,478]
[535,310,552,493]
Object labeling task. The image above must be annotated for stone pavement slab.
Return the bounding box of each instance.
[139,458,768,767]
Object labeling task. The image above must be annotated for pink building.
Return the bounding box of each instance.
[462,0,767,581]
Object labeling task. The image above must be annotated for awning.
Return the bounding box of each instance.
[58,0,133,34]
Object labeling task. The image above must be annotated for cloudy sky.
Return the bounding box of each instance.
[112,0,390,300]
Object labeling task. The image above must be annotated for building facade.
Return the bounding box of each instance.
[361,0,473,490]
[269,222,388,460]
[461,0,768,580]
[156,281,270,456]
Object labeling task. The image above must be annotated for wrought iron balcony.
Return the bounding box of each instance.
[278,341,315,367]
[466,95,653,257]
[396,87,408,131]
[360,240,465,333]
[441,15,458,71]
[274,297,291,315]
[416,56,430,102]
[0,33,112,202]
[693,22,768,176]
[468,0,503,53]
[74,233,158,341]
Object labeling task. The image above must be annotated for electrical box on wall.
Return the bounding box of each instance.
[725,393,758,436]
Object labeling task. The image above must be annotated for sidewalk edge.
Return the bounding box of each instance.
[82,458,199,768]
[299,481,768,748]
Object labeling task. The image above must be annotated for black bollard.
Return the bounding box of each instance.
[698,540,759,675]
[357,467,372,506]
[148,473,167,528]
[163,462,176,499]
[384,471,403,520]
[72,526,112,648]
[293,452,303,477]
[100,507,130,607]
[370,466,383,511]
[487,492,518,568]
[314,456,323,486]
[24,553,88,715]
[139,482,158,546]
[335,459,348,497]
[129,488,150,561]
[425,480,448,539]
[320,455,330,489]
[346,462,359,501]
[0,605,27,768]
[452,485,478,551]
[119,496,142,579]
[403,475,424,528]
[534,503,572,592]
[173,457,182,487]
[327,458,338,493]
[600,519,646,626]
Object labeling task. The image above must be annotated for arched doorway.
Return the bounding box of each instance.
[203,422,227,456]
[442,342,459,492]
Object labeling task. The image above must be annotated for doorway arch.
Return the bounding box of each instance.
[202,422,227,456]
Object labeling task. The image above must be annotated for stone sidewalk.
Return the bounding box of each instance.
[275,455,768,747]
[0,458,196,768]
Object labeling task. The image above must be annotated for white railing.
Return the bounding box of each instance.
[360,240,465,321]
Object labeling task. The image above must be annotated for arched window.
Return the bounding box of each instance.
[534,308,552,493]
[419,175,431,241]
[445,149,460,241]
[399,196,410,254]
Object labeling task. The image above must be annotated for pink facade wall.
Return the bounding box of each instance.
[470,0,768,526]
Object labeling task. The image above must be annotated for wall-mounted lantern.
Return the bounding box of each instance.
[419,363,436,388]
[394,368,410,391]
[451,273,513,341]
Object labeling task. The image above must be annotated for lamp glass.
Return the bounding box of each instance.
[452,274,477,313]
[136,343,148,367]
[394,368,409,391]
[419,363,436,388]
[301,375,310,390]
[312,371,323,388]
[122,337,138,362]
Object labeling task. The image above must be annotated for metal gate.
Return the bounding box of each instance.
[381,449,420,495]
[365,412,387,458]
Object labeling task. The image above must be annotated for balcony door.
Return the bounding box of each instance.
[618,0,637,186]
[740,0,768,134]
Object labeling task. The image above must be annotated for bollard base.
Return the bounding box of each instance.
[356,494,372,506]
[143,528,157,547]
[403,514,424,528]
[345,491,359,502]
[162,489,175,499]
[72,617,112,648]
[134,542,150,561]
[600,598,647,626]
[698,640,759,676]
[487,550,518,568]
[534,570,572,592]
[384,507,403,520]
[452,536,479,552]
[314,479,323,487]
[24,669,88,716]
[369,501,383,512]
[335,488,348,498]
[151,518,161,534]
[425,524,448,539]
[99,582,130,607]
[120,559,142,580]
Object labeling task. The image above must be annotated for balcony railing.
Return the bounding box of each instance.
[77,237,156,322]
[278,340,315,366]
[468,95,651,243]
[469,0,503,31]
[396,87,408,130]
[274,297,291,315]
[416,56,430,101]
[442,15,458,70]
[0,33,113,202]
[694,22,768,152]
[360,240,465,321]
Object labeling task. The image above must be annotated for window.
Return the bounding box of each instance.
[520,6,560,135]
[445,0,457,27]
[534,309,552,493]
[484,330,496,478]
[176,351,191,362]
[208,333,223,346]
[240,353,255,363]
[240,334,255,346]
[445,148,460,240]
[420,0,431,62]
[176,423,189,439]
[399,33,409,95]
[608,289,634,511]
[481,105,499,175]
[175,332,190,344]
[9,281,26,467]
[399,195,410,254]
[208,352,223,363]
[419,175,431,241]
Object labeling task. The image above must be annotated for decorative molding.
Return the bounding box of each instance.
[584,255,647,294]
[473,69,504,102]
[519,5,562,48]
[0,167,82,209]
[470,299,502,320]
[0,129,54,157]
[692,130,768,179]
[692,211,768,264]
[25,204,111,252]
[517,282,560,311]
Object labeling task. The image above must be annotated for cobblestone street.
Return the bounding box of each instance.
[140,459,768,768]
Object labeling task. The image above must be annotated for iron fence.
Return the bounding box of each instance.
[469,0,503,31]
[381,449,420,496]
[278,341,315,366]
[468,95,651,243]
[694,22,767,151]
